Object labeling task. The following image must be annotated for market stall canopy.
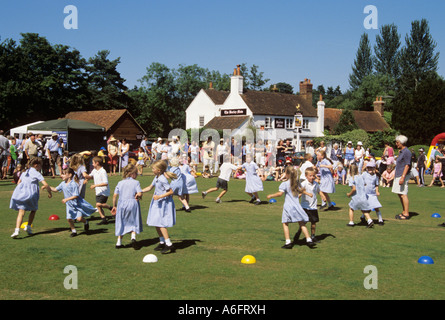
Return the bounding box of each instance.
[28,118,105,132]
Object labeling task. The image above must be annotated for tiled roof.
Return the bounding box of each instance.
[64,109,129,131]
[204,89,229,105]
[204,116,250,130]
[324,108,390,133]
[241,90,317,117]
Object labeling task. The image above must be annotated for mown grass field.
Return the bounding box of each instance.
[1,171,444,300]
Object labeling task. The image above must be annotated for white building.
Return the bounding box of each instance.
[185,65,325,150]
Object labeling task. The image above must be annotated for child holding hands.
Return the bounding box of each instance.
[112,164,143,248]
[10,157,52,238]
[267,166,316,249]
[141,160,177,254]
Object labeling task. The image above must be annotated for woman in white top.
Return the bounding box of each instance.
[120,138,130,168]
[354,142,365,173]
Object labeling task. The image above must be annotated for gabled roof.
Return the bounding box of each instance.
[64,109,145,133]
[203,89,317,117]
[324,108,390,133]
[241,90,317,117]
[204,89,230,105]
[204,116,250,130]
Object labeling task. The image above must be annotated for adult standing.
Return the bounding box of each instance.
[276,140,286,166]
[120,138,130,168]
[416,148,427,187]
[393,135,412,220]
[343,141,355,169]
[383,142,395,166]
[45,133,61,178]
[354,141,365,173]
[202,136,215,175]
[24,133,39,164]
[107,137,119,175]
[0,130,10,179]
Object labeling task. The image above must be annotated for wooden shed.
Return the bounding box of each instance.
[64,109,146,147]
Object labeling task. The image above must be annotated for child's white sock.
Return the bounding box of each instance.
[285,239,291,245]
[367,218,373,224]
[376,211,383,222]
[165,238,172,246]
[348,221,354,225]
[116,238,122,246]
[306,237,312,243]
[131,233,136,240]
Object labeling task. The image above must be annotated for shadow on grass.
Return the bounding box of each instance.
[28,227,109,238]
[292,232,336,249]
[128,237,202,252]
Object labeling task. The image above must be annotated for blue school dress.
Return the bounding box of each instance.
[348,176,369,211]
[114,177,143,236]
[278,180,309,223]
[362,172,382,210]
[242,162,264,193]
[317,159,335,194]
[169,166,187,196]
[179,164,198,194]
[10,167,44,211]
[56,180,96,220]
[147,175,176,228]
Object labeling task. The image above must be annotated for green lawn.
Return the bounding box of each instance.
[1,171,444,300]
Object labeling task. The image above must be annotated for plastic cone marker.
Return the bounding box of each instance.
[143,254,158,263]
[49,214,60,220]
[432,213,441,218]
[241,255,256,264]
[417,256,434,264]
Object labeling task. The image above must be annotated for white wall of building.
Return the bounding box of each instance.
[186,89,219,129]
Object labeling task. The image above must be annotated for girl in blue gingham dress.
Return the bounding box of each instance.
[141,160,177,254]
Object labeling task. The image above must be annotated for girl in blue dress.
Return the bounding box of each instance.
[316,150,335,210]
[10,157,52,238]
[69,153,88,199]
[49,168,96,237]
[267,166,316,249]
[362,160,384,225]
[142,160,177,254]
[346,164,373,228]
[168,157,191,212]
[242,155,264,205]
[179,157,199,209]
[112,164,143,248]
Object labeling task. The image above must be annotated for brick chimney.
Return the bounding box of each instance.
[299,78,313,104]
[231,64,243,95]
[373,96,385,116]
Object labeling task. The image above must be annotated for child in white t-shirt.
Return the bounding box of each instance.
[201,162,239,203]
[86,156,112,225]
[300,167,326,243]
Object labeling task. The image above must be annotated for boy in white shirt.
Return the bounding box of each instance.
[299,153,315,182]
[299,167,326,243]
[86,156,112,225]
[202,162,239,203]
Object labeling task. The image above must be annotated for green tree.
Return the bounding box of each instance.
[374,24,401,79]
[349,33,374,90]
[398,19,440,91]
[86,50,129,110]
[392,77,445,145]
[333,109,358,135]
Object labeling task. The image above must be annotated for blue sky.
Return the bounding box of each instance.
[1,0,444,92]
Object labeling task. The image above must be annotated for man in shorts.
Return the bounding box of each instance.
[201,161,238,203]
[392,135,412,220]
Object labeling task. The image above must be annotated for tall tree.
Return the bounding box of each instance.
[398,19,439,91]
[86,50,129,109]
[349,33,374,91]
[374,24,401,79]
[333,109,358,135]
